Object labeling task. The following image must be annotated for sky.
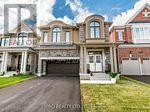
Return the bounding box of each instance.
[0,0,149,33]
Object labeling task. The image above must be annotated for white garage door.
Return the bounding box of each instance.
[143,58,150,75]
[122,58,141,75]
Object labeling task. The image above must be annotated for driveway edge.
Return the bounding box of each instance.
[0,76,37,89]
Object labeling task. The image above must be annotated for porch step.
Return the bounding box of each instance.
[90,73,111,81]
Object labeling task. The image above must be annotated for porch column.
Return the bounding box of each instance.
[80,46,84,73]
[43,60,46,75]
[1,52,5,72]
[33,54,37,74]
[83,46,87,73]
[1,52,8,73]
[20,52,25,73]
[110,46,114,72]
[113,46,118,72]
[22,51,27,73]
[37,52,42,77]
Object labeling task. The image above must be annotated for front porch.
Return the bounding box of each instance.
[0,49,37,76]
[79,44,118,74]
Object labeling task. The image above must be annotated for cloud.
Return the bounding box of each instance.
[112,0,150,27]
[0,0,95,34]
[0,0,57,33]
[65,0,93,23]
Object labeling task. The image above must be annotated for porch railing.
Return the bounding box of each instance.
[0,37,38,47]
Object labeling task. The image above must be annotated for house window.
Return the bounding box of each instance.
[52,27,61,42]
[43,32,48,43]
[117,30,123,41]
[65,31,70,42]
[90,21,100,38]
[89,56,94,63]
[133,27,150,39]
[0,37,10,46]
[18,33,28,45]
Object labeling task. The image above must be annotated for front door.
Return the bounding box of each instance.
[88,51,103,72]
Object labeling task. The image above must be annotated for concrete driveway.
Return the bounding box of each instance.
[125,75,150,84]
[0,76,81,112]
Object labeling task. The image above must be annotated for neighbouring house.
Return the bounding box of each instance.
[0,15,117,77]
[110,3,150,75]
[0,18,38,75]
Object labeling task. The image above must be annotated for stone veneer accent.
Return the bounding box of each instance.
[79,25,85,42]
[40,49,79,57]
[105,48,111,71]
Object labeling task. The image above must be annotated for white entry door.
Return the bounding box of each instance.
[88,51,103,72]
[95,55,102,71]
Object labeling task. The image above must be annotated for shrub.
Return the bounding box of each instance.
[87,69,91,74]
[109,72,118,78]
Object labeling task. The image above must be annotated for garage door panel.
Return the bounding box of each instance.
[122,58,141,75]
[143,60,150,75]
[46,60,79,77]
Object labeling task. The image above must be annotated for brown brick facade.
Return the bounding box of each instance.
[118,47,150,63]
[132,7,150,22]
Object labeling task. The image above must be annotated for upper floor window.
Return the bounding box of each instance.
[0,37,10,46]
[43,32,48,43]
[133,27,150,38]
[18,32,28,45]
[90,21,100,38]
[52,27,61,42]
[132,27,150,43]
[65,31,70,42]
[117,30,123,41]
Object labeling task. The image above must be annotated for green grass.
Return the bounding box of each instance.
[0,74,35,88]
[81,77,150,112]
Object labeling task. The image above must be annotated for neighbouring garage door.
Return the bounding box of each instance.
[46,60,79,77]
[143,58,150,75]
[122,58,141,75]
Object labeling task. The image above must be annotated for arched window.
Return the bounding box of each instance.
[18,32,28,45]
[52,27,61,42]
[90,21,100,38]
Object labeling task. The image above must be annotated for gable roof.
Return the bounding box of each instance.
[9,18,36,33]
[126,3,150,24]
[110,2,150,30]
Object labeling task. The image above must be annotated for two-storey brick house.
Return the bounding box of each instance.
[0,15,117,77]
[110,4,150,75]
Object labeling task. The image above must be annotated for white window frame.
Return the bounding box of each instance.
[0,36,10,47]
[65,31,70,42]
[43,31,48,43]
[52,27,61,43]
[90,21,100,38]
[116,30,124,41]
[132,24,150,43]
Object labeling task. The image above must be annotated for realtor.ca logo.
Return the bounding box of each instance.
[2,4,37,46]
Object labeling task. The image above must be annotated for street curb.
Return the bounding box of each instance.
[121,76,150,87]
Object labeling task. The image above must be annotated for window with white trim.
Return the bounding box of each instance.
[0,37,10,46]
[132,27,150,43]
[65,31,70,42]
[90,21,100,38]
[52,27,61,42]
[18,33,28,45]
[43,32,48,43]
[117,30,123,41]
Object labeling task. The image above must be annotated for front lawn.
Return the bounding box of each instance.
[81,76,150,112]
[0,74,35,88]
